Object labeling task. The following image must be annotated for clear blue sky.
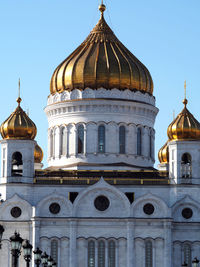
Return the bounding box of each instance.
[1,0,200,167]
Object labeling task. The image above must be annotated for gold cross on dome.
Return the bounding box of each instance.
[184,80,186,100]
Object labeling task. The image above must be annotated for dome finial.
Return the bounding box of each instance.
[99,0,106,16]
[17,78,22,106]
[183,80,188,107]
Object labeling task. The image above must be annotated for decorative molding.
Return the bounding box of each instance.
[47,88,156,106]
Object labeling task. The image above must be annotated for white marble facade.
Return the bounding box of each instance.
[1,178,200,267]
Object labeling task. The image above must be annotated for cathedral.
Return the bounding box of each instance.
[0,3,200,267]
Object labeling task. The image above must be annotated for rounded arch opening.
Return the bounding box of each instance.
[11,151,23,176]
[181,153,192,178]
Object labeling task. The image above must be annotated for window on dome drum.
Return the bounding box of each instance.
[149,133,152,158]
[119,126,126,154]
[137,128,142,155]
[50,130,54,157]
[183,244,191,267]
[88,240,95,267]
[11,152,23,176]
[181,153,192,178]
[98,125,105,153]
[2,148,6,177]
[78,125,84,154]
[51,240,58,264]
[60,127,67,156]
[108,241,115,267]
[98,240,105,267]
[145,240,153,267]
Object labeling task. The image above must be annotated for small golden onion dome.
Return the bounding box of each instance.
[167,98,200,141]
[50,4,153,95]
[0,97,37,140]
[158,141,169,163]
[34,143,43,163]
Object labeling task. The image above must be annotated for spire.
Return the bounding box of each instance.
[183,80,188,107]
[17,78,22,106]
[99,0,106,17]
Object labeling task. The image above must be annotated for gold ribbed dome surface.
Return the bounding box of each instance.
[34,143,43,163]
[158,141,169,163]
[0,97,37,140]
[50,4,153,95]
[167,99,200,141]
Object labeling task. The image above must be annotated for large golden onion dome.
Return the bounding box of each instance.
[34,143,43,163]
[158,141,169,163]
[50,4,153,95]
[167,98,200,141]
[0,97,37,140]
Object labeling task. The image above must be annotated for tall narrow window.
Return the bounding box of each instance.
[88,240,95,267]
[108,240,115,267]
[149,133,152,158]
[50,130,53,157]
[78,125,84,154]
[183,244,191,267]
[60,127,67,156]
[181,153,192,178]
[145,240,152,267]
[98,240,105,267]
[51,240,58,264]
[119,126,125,154]
[11,152,23,176]
[2,148,6,177]
[98,125,105,153]
[137,128,142,155]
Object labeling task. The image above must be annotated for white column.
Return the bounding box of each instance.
[127,221,134,267]
[58,239,61,267]
[69,220,77,267]
[74,128,77,156]
[116,240,119,267]
[153,240,156,267]
[95,240,98,267]
[84,127,87,155]
[105,241,108,267]
[66,127,69,158]
[164,221,172,267]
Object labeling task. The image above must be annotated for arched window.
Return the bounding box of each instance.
[98,240,105,267]
[108,240,115,267]
[181,153,192,178]
[149,132,152,158]
[51,240,58,264]
[78,125,84,154]
[145,240,152,267]
[98,125,105,153]
[137,128,142,155]
[119,126,126,154]
[88,240,95,267]
[183,244,191,267]
[50,130,53,157]
[11,152,23,176]
[60,127,67,156]
[50,129,55,157]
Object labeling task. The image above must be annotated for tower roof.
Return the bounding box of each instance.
[158,141,169,163]
[0,97,37,140]
[34,143,43,163]
[167,98,200,141]
[50,4,153,95]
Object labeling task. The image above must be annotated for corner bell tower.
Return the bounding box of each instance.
[0,95,37,183]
